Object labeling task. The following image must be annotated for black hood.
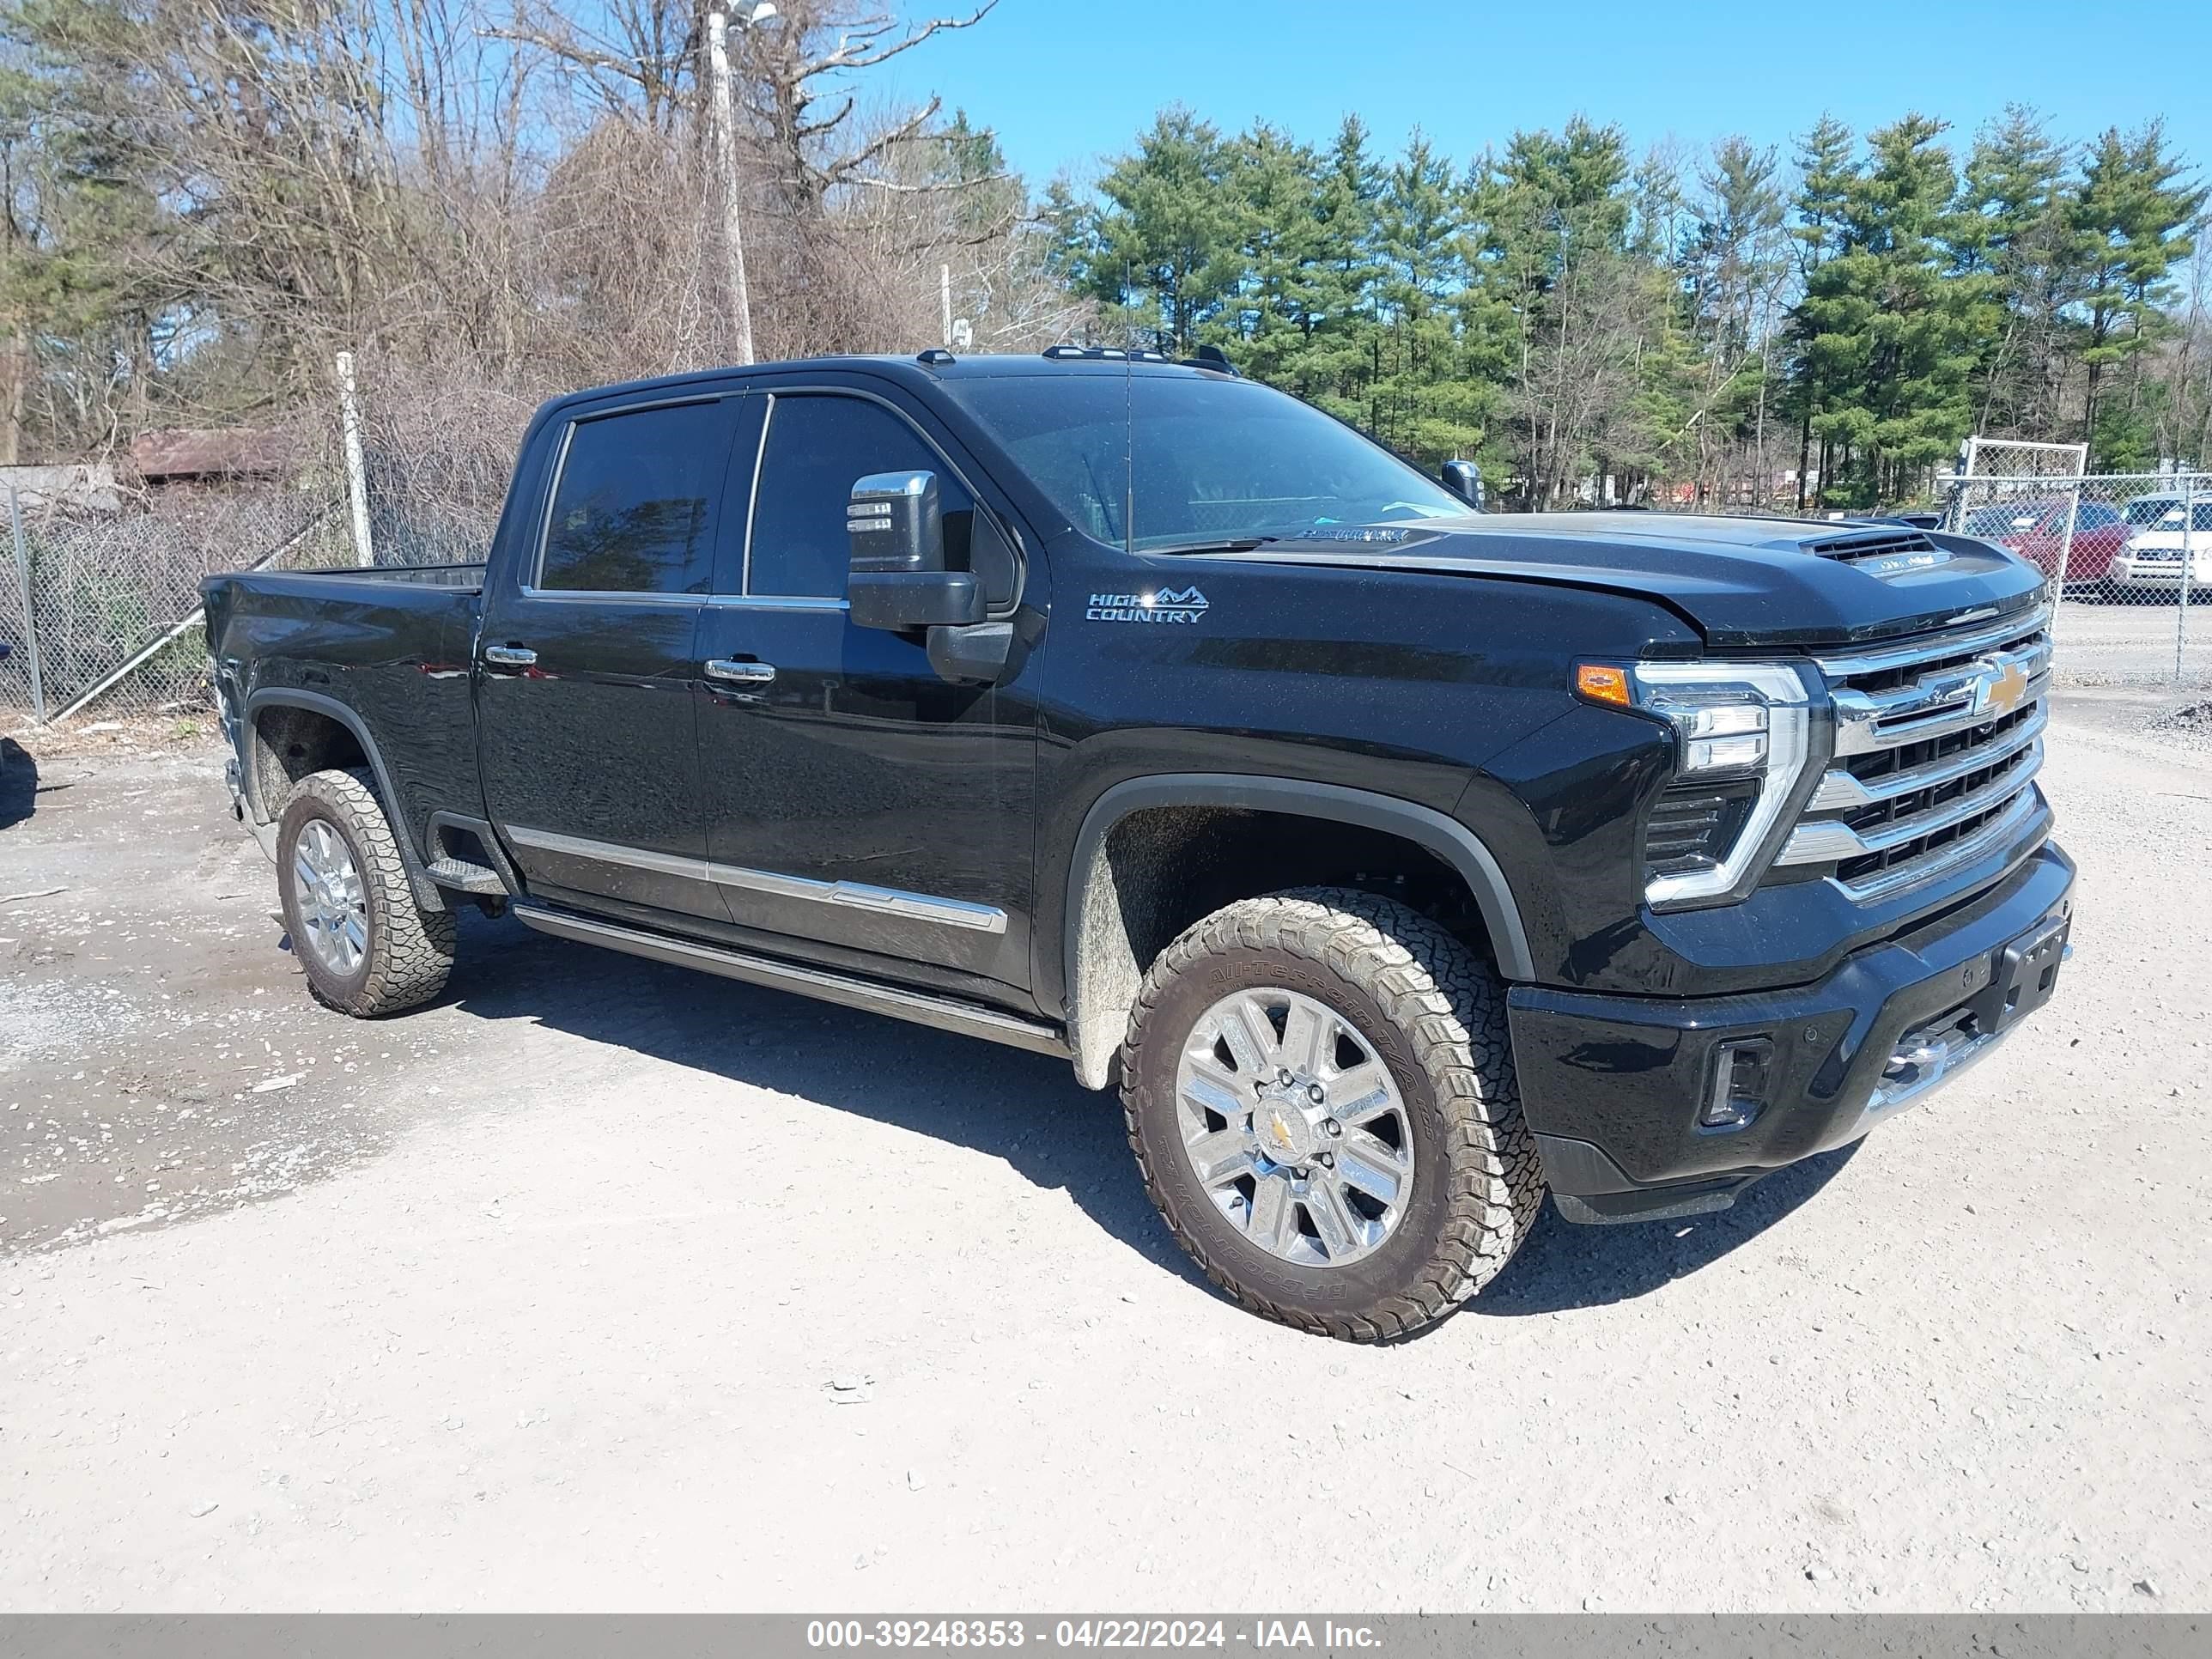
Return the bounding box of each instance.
[1209,512,2047,648]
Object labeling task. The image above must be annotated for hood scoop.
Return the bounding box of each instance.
[1802,529,1953,579]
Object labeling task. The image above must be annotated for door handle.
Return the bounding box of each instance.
[705,659,776,684]
[483,645,538,667]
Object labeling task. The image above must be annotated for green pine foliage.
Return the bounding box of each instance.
[1057,103,2212,504]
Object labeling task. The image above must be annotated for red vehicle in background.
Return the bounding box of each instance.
[1962,496,2127,584]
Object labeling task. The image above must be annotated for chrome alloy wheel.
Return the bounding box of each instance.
[293,818,368,976]
[1173,986,1416,1269]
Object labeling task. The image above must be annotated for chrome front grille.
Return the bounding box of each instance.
[1777,603,2053,902]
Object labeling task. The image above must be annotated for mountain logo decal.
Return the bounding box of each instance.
[1086,586,1212,625]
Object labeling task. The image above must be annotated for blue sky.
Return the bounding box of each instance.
[882,0,2212,190]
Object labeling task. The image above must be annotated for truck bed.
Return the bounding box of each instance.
[204,562,490,858]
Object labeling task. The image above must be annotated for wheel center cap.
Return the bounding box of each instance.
[1253,1095,1316,1164]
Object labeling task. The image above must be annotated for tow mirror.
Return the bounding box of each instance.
[1442,459,1485,511]
[847,470,981,630]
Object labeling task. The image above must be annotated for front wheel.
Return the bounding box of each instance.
[276,767,455,1017]
[1119,888,1543,1341]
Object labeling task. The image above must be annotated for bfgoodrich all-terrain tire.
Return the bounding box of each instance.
[276,767,455,1017]
[1120,887,1543,1341]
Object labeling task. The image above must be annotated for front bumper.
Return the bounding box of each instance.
[1509,841,2075,1223]
[2111,552,2209,586]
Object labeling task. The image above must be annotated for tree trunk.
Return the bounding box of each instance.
[0,329,27,466]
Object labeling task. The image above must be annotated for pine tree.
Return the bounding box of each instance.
[1798,115,1978,506]
[1367,131,1484,462]
[1068,107,1244,355]
[1299,115,1385,420]
[1783,114,1858,507]
[1954,106,2075,440]
[1215,122,1328,392]
[2072,121,2208,466]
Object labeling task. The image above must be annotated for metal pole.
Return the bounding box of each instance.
[9,483,44,723]
[940,263,953,348]
[708,12,757,367]
[336,350,374,568]
[2181,471,2197,684]
[2053,478,2082,590]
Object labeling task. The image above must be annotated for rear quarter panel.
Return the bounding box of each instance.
[205,568,487,857]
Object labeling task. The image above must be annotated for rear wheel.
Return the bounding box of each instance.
[1119,887,1543,1340]
[276,767,455,1017]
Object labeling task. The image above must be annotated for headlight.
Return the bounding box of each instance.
[1577,660,1815,909]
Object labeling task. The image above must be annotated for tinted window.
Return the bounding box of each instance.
[539,400,732,594]
[2075,504,2120,530]
[748,394,974,599]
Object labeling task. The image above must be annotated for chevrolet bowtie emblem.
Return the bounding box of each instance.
[1974,659,2029,718]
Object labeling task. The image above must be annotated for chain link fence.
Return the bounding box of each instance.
[1,486,350,728]
[1945,470,2212,689]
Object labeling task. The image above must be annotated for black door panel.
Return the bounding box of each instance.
[693,387,1040,994]
[480,600,720,917]
[477,393,748,924]
[696,605,1033,985]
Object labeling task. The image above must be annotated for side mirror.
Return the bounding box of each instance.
[847,470,981,630]
[1441,459,1485,511]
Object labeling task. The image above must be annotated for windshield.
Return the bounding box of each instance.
[942,373,1467,551]
[1966,503,2051,536]
[2142,501,2212,532]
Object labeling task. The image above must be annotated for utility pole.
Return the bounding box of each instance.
[708,11,757,366]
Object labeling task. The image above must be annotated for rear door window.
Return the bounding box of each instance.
[538,399,738,594]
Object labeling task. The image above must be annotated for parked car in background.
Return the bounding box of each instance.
[2112,495,2212,594]
[1963,497,2127,585]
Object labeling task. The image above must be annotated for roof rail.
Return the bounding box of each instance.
[917,348,955,366]
[1041,344,1170,364]
[1182,343,1238,376]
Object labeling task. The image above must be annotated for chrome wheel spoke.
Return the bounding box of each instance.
[1180,1054,1247,1123]
[1186,1127,1253,1188]
[1334,1128,1407,1206]
[1216,994,1278,1077]
[1246,1175,1296,1255]
[1279,1000,1329,1078]
[1304,1177,1361,1259]
[1324,1062,1395,1123]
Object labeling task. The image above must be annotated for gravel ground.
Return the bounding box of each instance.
[2047,595,2212,688]
[0,697,2206,1613]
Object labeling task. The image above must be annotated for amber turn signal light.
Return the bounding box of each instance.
[1574,663,1631,708]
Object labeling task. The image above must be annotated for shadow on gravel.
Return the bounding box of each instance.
[441,911,1862,1321]
[0,738,35,830]
[441,911,1214,1292]
[1473,1139,1862,1316]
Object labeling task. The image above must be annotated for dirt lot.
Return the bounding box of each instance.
[1,692,2207,1613]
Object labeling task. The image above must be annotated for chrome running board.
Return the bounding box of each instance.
[511,903,1069,1059]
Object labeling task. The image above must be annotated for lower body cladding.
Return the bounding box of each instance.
[1508,842,2076,1224]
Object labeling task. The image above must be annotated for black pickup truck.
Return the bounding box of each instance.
[204,349,2072,1340]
